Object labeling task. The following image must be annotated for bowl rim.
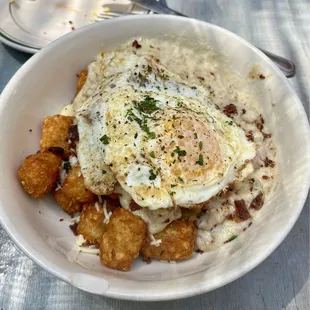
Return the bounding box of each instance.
[0,14,309,301]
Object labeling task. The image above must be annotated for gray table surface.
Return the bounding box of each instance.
[0,0,309,309]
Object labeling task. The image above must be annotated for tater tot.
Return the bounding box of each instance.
[77,203,106,245]
[61,165,96,203]
[40,115,73,159]
[18,152,61,198]
[76,70,88,94]
[141,220,197,261]
[53,189,82,215]
[100,208,147,271]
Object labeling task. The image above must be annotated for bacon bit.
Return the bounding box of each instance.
[223,104,238,117]
[69,223,78,236]
[197,76,205,81]
[250,192,264,210]
[210,72,215,76]
[71,26,75,31]
[234,200,251,222]
[69,124,79,142]
[196,249,204,254]
[129,200,141,211]
[243,228,247,232]
[48,146,64,156]
[142,256,152,264]
[255,115,264,131]
[242,109,246,115]
[259,74,266,79]
[211,240,215,243]
[226,214,234,220]
[264,157,275,168]
[246,131,254,142]
[249,178,255,191]
[59,218,64,222]
[262,175,270,180]
[262,132,272,140]
[155,58,160,63]
[132,40,142,49]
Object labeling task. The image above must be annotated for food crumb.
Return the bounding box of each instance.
[29,129,32,132]
[132,40,142,49]
[71,26,75,31]
[59,218,64,222]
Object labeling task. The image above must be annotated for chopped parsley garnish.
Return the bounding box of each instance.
[178,177,184,183]
[174,146,187,157]
[226,235,238,243]
[171,184,177,188]
[63,162,71,173]
[149,169,157,180]
[150,151,155,158]
[102,170,107,175]
[134,96,159,114]
[150,45,154,48]
[147,65,152,73]
[191,86,197,90]
[196,154,204,165]
[100,134,110,145]
[134,133,138,139]
[178,135,184,139]
[199,141,203,150]
[194,133,198,139]
[127,106,156,139]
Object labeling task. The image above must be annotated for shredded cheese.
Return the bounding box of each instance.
[60,215,80,223]
[103,200,112,224]
[94,202,101,212]
[150,233,162,247]
[69,155,78,167]
[77,246,100,255]
[76,234,86,246]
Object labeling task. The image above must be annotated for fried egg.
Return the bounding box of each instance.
[74,42,256,209]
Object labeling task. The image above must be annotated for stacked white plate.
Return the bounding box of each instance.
[0,0,151,54]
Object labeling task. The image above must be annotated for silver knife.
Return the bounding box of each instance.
[131,0,296,77]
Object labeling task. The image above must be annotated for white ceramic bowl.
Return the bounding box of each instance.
[0,15,309,301]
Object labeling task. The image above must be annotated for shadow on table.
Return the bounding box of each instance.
[2,44,32,63]
[80,193,309,310]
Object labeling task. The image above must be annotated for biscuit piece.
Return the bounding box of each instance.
[141,220,197,261]
[76,70,88,94]
[62,166,96,203]
[53,189,82,215]
[77,203,106,245]
[40,115,73,159]
[18,152,61,198]
[100,208,147,271]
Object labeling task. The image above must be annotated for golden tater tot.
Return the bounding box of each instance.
[62,166,96,203]
[77,203,106,245]
[18,152,61,198]
[53,189,82,215]
[100,208,147,271]
[76,70,88,95]
[40,115,73,159]
[141,220,197,261]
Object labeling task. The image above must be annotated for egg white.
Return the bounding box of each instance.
[74,42,256,209]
